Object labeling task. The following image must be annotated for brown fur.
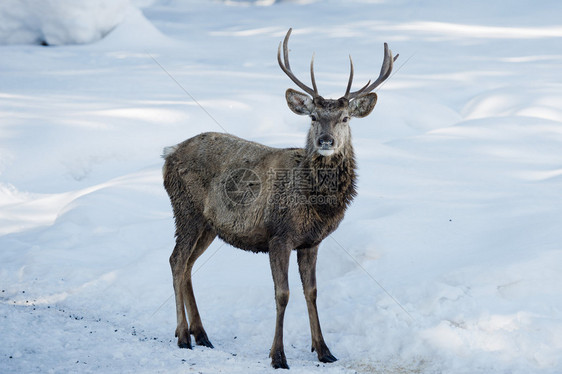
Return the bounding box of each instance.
[162,90,377,368]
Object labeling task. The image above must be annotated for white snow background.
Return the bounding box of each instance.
[1,0,562,373]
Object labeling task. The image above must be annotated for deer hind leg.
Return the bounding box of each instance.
[183,227,216,348]
[170,222,216,349]
[297,246,337,363]
[170,235,195,349]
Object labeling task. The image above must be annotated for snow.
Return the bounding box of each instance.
[0,0,133,46]
[1,0,562,373]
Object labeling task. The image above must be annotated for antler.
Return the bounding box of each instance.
[277,28,319,98]
[344,43,399,100]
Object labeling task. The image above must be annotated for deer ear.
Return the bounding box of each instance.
[286,89,314,115]
[349,93,377,118]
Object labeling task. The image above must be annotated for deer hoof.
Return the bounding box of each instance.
[270,350,289,369]
[176,329,192,349]
[194,331,214,349]
[319,352,338,363]
[316,343,337,363]
[178,340,193,349]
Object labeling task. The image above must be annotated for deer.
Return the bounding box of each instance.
[162,28,397,369]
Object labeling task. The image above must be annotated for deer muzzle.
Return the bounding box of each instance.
[317,135,335,156]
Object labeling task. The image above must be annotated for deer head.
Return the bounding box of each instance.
[278,28,398,157]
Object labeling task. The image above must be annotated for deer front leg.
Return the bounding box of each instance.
[269,243,292,369]
[297,246,337,363]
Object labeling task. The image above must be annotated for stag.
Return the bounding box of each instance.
[162,28,397,369]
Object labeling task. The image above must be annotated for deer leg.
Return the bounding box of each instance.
[170,235,197,349]
[183,228,216,348]
[297,246,337,363]
[268,242,292,369]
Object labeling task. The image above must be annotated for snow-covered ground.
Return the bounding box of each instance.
[1,0,562,372]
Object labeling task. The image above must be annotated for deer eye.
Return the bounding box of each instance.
[310,115,317,122]
[342,117,349,123]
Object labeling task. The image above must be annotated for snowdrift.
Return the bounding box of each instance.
[0,0,132,45]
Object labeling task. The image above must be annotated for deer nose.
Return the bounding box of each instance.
[317,135,335,149]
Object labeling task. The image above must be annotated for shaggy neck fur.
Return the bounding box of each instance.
[301,141,358,213]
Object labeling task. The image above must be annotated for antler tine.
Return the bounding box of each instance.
[354,79,372,96]
[344,56,375,99]
[277,28,318,97]
[344,55,354,98]
[282,28,291,70]
[310,53,318,95]
[347,42,398,100]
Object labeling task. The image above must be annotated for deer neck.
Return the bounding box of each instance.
[299,143,357,211]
